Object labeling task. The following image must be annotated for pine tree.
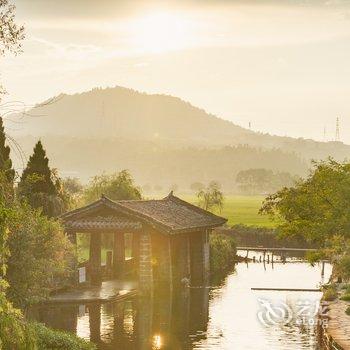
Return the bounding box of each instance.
[18,141,61,216]
[0,117,15,183]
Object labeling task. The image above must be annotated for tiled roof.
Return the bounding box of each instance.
[61,192,227,233]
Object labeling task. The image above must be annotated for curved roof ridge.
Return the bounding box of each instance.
[60,193,227,233]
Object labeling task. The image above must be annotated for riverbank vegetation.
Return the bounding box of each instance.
[210,233,236,280]
[224,224,315,249]
[0,141,92,347]
[0,5,93,344]
[260,159,350,281]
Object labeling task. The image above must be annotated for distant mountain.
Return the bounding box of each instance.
[10,86,254,145]
[6,86,350,189]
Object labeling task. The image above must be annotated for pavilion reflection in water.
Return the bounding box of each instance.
[31,287,209,349]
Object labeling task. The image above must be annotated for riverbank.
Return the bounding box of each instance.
[319,287,350,350]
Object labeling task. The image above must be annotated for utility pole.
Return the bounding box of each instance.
[335,117,340,142]
[323,126,327,142]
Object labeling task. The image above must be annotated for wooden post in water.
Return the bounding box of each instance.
[321,261,325,277]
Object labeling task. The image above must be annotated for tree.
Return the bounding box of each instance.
[83,169,142,203]
[197,181,224,213]
[7,203,75,309]
[18,141,65,217]
[0,0,24,95]
[260,159,350,278]
[0,2,35,348]
[236,168,273,194]
[0,117,14,183]
[62,177,83,196]
[0,174,36,349]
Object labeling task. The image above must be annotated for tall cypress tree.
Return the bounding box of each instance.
[18,140,58,216]
[0,117,15,183]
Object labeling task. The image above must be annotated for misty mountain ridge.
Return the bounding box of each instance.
[6,85,350,189]
[11,86,254,146]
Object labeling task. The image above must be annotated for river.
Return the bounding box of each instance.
[30,252,332,349]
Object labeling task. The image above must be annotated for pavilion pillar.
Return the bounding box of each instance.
[113,232,125,278]
[132,233,140,273]
[89,233,102,286]
[190,230,210,287]
[171,234,191,287]
[152,233,173,292]
[139,230,153,295]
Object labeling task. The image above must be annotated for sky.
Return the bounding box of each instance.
[2,0,350,142]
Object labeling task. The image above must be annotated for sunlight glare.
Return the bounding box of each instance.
[152,334,162,349]
[130,11,191,53]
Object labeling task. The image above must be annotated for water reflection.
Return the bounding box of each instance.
[30,257,331,350]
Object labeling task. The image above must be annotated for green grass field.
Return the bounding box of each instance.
[180,194,276,228]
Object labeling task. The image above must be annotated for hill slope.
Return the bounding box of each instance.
[6,86,350,188]
[9,86,350,160]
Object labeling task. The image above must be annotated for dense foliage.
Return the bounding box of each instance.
[0,192,37,349]
[6,203,75,309]
[31,323,96,350]
[210,233,236,277]
[83,169,142,203]
[260,159,350,278]
[0,1,36,348]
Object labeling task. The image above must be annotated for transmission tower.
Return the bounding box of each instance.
[335,117,340,141]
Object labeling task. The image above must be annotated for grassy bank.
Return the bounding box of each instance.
[179,194,277,228]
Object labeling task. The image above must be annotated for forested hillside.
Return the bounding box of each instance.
[7,86,350,190]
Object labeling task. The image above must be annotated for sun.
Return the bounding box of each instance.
[130,11,191,54]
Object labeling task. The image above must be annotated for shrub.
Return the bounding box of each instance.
[31,323,96,350]
[337,254,350,281]
[210,233,236,275]
[346,306,350,316]
[7,203,76,309]
[323,285,338,301]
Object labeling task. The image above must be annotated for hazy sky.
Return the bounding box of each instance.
[3,0,350,142]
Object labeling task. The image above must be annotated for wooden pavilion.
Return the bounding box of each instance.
[61,192,227,294]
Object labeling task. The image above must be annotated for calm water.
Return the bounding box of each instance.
[31,253,332,350]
